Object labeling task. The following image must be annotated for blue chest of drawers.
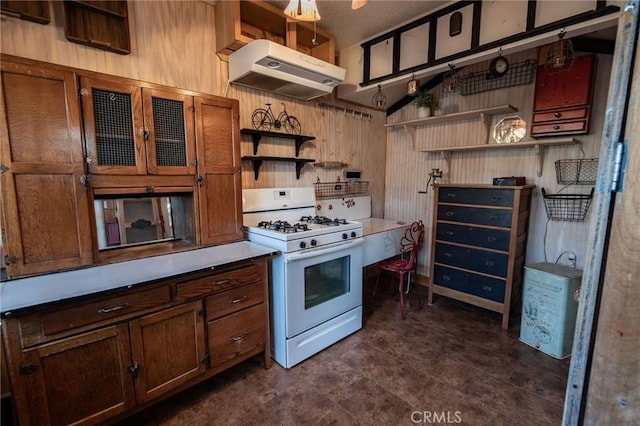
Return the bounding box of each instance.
[428,184,534,329]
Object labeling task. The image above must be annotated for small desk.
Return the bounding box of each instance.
[359,218,409,267]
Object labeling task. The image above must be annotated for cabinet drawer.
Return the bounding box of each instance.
[436,223,510,251]
[433,265,506,303]
[41,286,171,336]
[208,303,266,368]
[177,262,263,299]
[438,187,513,207]
[437,206,512,227]
[435,243,508,277]
[205,281,264,320]
[532,108,587,123]
[531,120,587,136]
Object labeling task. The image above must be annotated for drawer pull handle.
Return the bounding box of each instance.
[491,196,501,201]
[442,275,451,281]
[213,279,230,286]
[445,231,454,236]
[447,192,456,198]
[490,215,499,221]
[231,333,248,343]
[444,252,452,258]
[482,286,493,292]
[554,112,562,118]
[445,211,455,217]
[98,303,129,314]
[553,125,560,130]
[230,296,248,304]
[487,236,496,242]
[485,260,494,267]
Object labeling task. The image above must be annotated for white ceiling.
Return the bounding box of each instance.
[265,1,619,110]
[268,0,448,51]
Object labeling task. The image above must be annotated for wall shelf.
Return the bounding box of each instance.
[240,129,315,156]
[384,104,518,146]
[241,156,315,180]
[420,138,581,177]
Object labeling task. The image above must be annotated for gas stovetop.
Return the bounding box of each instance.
[257,216,351,233]
[246,216,363,252]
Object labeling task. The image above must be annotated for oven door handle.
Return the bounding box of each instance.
[285,238,364,263]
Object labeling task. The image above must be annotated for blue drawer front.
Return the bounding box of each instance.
[433,265,506,303]
[438,187,514,207]
[435,243,509,277]
[437,205,512,227]
[436,223,510,251]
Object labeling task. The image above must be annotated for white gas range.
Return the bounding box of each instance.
[243,187,363,368]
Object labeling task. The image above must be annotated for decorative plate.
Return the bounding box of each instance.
[493,116,527,144]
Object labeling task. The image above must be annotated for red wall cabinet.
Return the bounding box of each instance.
[531,54,596,138]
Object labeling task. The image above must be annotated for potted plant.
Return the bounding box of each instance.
[414,91,438,118]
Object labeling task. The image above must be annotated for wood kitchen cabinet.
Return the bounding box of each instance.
[531,54,596,138]
[2,258,271,425]
[0,60,93,278]
[195,96,244,246]
[428,184,534,329]
[80,76,196,176]
[214,0,336,64]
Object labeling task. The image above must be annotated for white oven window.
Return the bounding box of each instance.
[304,256,351,309]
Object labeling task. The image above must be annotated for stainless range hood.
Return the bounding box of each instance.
[228,40,346,100]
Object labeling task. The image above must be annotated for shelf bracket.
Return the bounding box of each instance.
[294,160,305,180]
[440,151,452,175]
[294,138,304,157]
[250,133,262,155]
[480,112,492,144]
[251,159,263,180]
[534,144,543,177]
[402,125,416,148]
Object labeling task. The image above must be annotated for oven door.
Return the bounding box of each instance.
[284,238,364,338]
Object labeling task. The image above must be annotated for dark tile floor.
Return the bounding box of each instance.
[119,282,570,426]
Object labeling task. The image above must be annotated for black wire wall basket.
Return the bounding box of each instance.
[458,59,537,96]
[555,158,599,185]
[314,181,369,199]
[542,187,594,222]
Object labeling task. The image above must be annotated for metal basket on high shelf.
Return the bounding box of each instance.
[314,181,369,199]
[542,188,594,222]
[555,158,599,185]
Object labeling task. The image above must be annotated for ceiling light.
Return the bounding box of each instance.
[352,0,368,10]
[284,0,321,22]
[372,84,387,108]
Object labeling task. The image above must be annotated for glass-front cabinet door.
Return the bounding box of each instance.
[80,77,195,176]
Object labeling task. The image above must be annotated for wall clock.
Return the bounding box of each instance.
[489,55,509,78]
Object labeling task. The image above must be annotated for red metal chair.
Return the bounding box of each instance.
[371,220,425,319]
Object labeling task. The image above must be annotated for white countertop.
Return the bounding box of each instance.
[359,218,409,236]
[0,241,278,314]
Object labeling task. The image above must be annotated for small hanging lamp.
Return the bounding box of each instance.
[442,63,459,94]
[407,74,419,96]
[284,0,321,22]
[372,84,387,108]
[545,29,576,74]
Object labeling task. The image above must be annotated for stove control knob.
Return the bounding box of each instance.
[310,239,317,246]
[299,241,306,249]
[351,231,357,238]
[342,233,348,240]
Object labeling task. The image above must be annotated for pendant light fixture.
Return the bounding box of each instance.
[407,74,419,96]
[372,84,387,108]
[284,0,321,22]
[442,63,459,93]
[544,29,576,74]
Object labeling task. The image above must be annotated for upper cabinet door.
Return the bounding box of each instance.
[80,77,146,175]
[0,61,93,278]
[142,88,196,176]
[81,78,196,176]
[195,95,243,246]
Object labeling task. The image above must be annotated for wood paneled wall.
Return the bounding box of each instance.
[386,50,612,276]
[0,1,387,218]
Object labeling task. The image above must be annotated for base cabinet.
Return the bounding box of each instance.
[2,258,271,425]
